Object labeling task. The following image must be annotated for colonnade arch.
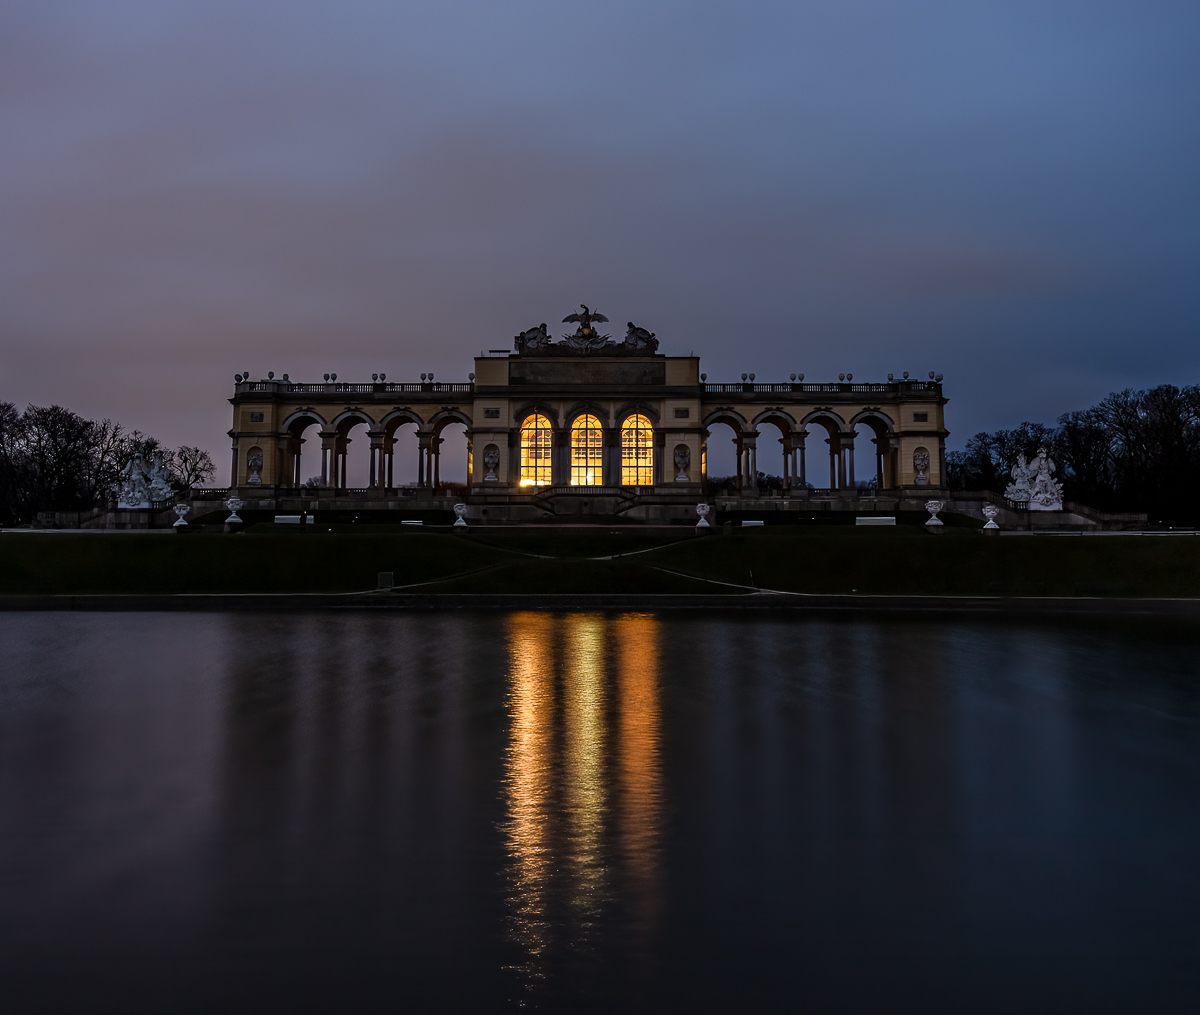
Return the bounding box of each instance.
[801,412,847,490]
[849,411,897,489]
[281,410,327,488]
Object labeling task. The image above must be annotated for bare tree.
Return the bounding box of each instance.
[170,446,216,491]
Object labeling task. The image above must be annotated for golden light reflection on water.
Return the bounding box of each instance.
[564,614,607,925]
[614,614,662,930]
[502,612,662,980]
[504,612,556,963]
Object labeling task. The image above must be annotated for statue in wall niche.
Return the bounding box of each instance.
[514,323,551,352]
[482,445,500,481]
[913,448,930,485]
[674,445,691,481]
[624,322,659,352]
[117,455,150,508]
[246,450,264,486]
[1027,446,1064,511]
[1004,454,1033,503]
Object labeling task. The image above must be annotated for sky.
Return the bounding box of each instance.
[2,0,1199,473]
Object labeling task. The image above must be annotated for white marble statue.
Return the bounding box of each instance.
[147,454,174,501]
[925,500,944,526]
[119,452,175,507]
[1027,446,1064,511]
[674,445,691,481]
[482,446,500,482]
[913,449,930,485]
[117,455,150,508]
[696,503,711,528]
[246,450,264,486]
[1004,454,1033,503]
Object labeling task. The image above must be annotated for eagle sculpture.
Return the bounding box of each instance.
[562,304,610,342]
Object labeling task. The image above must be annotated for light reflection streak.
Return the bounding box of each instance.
[614,614,662,927]
[503,612,556,970]
[564,615,607,926]
[502,612,664,986]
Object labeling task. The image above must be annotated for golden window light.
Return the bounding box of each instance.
[519,413,552,487]
[621,414,654,486]
[570,414,604,486]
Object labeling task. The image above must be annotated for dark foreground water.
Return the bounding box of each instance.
[1,612,1198,1013]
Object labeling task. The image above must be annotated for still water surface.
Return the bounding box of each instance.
[1,612,1198,1012]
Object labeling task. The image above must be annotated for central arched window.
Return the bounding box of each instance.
[570,415,604,486]
[621,414,654,486]
[520,413,552,487]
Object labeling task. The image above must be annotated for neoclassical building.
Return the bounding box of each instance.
[227,315,947,520]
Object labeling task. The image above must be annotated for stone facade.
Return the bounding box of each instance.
[227,349,949,521]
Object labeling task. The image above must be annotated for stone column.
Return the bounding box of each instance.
[847,431,856,488]
[655,429,667,486]
[836,436,848,490]
[319,433,337,488]
[796,431,806,488]
[508,430,520,486]
[230,442,239,487]
[744,431,758,496]
[367,431,384,488]
[605,428,621,487]
[781,436,791,490]
[432,435,442,488]
[417,433,431,488]
[553,428,569,487]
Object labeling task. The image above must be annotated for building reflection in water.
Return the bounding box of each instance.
[502,612,662,988]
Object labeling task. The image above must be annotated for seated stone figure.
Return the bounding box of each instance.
[514,324,551,352]
[624,322,659,352]
[1004,454,1033,502]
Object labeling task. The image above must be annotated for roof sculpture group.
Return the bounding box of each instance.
[514,304,659,355]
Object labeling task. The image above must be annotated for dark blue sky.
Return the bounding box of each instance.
[2,0,1198,456]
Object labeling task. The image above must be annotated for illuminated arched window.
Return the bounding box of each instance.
[621,414,654,486]
[570,415,604,486]
[520,413,552,487]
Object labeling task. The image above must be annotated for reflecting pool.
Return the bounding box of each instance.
[0,611,1198,1012]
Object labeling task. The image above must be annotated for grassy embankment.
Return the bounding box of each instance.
[2,523,1199,597]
